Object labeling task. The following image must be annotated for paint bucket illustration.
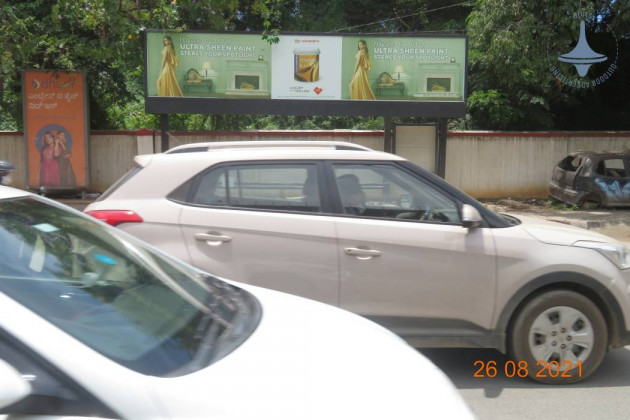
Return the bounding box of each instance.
[294,49,320,82]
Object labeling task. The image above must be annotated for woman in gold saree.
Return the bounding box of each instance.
[349,40,375,100]
[157,36,183,97]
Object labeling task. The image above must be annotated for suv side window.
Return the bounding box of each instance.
[190,164,321,213]
[332,164,461,224]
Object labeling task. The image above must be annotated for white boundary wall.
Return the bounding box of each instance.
[1,130,629,197]
[445,132,630,197]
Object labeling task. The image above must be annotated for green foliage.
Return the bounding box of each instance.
[226,115,384,131]
[0,0,276,130]
[278,1,347,32]
[424,0,472,33]
[4,0,626,132]
[0,0,434,131]
[342,0,428,32]
[467,90,517,129]
[466,0,630,130]
[106,96,158,130]
[545,198,578,211]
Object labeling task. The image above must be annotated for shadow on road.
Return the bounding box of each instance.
[419,347,630,398]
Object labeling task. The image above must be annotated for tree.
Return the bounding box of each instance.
[341,0,428,33]
[0,0,282,130]
[424,0,472,33]
[466,0,630,130]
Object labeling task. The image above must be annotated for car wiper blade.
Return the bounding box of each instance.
[195,304,232,335]
[189,296,245,370]
[199,273,252,316]
[177,274,259,371]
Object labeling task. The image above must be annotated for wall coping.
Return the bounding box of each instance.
[0,129,385,137]
[447,131,630,138]
[2,130,630,138]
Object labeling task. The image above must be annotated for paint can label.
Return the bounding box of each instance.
[294,49,320,82]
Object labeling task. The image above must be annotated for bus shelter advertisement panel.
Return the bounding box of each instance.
[23,71,88,190]
[146,31,465,103]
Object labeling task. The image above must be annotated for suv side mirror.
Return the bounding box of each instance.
[461,204,482,229]
[0,359,31,409]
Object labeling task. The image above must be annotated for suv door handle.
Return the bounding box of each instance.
[195,232,232,247]
[344,247,381,260]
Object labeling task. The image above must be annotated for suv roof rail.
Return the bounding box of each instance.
[165,140,373,154]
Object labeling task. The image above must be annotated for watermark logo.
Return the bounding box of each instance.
[557,21,606,76]
[548,14,618,88]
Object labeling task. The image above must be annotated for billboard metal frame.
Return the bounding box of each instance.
[144,29,468,118]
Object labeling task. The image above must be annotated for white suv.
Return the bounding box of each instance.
[86,141,630,383]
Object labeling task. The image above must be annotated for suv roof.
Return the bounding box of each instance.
[165,141,373,154]
[135,143,400,172]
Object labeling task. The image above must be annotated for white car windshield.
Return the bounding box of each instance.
[0,197,260,376]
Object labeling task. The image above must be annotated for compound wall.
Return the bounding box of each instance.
[2,130,629,198]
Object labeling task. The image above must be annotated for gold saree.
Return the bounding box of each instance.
[349,51,375,100]
[157,46,183,97]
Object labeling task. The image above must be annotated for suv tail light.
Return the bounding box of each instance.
[85,210,143,226]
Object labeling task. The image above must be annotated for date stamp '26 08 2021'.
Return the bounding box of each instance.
[474,360,583,379]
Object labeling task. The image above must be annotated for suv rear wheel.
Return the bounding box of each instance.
[509,290,607,384]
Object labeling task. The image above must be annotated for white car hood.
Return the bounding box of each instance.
[145,284,475,420]
[515,214,618,246]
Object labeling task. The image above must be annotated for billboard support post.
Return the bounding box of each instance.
[384,117,394,153]
[437,118,448,178]
[160,114,169,152]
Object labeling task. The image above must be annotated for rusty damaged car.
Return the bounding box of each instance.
[549,150,630,208]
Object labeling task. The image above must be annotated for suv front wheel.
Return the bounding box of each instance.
[509,290,608,384]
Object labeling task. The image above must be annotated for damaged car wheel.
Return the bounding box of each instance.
[578,195,602,210]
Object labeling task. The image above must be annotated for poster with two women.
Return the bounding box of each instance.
[23,71,88,191]
[146,31,466,102]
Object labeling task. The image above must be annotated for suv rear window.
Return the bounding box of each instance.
[172,163,322,213]
[95,166,142,201]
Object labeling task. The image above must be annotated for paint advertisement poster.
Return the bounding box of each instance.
[340,36,465,101]
[23,71,89,190]
[144,30,467,117]
[146,32,272,98]
[145,31,466,103]
[271,35,342,100]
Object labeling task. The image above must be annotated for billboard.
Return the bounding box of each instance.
[145,30,467,117]
[23,71,89,190]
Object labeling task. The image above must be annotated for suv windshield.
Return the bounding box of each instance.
[0,197,261,376]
